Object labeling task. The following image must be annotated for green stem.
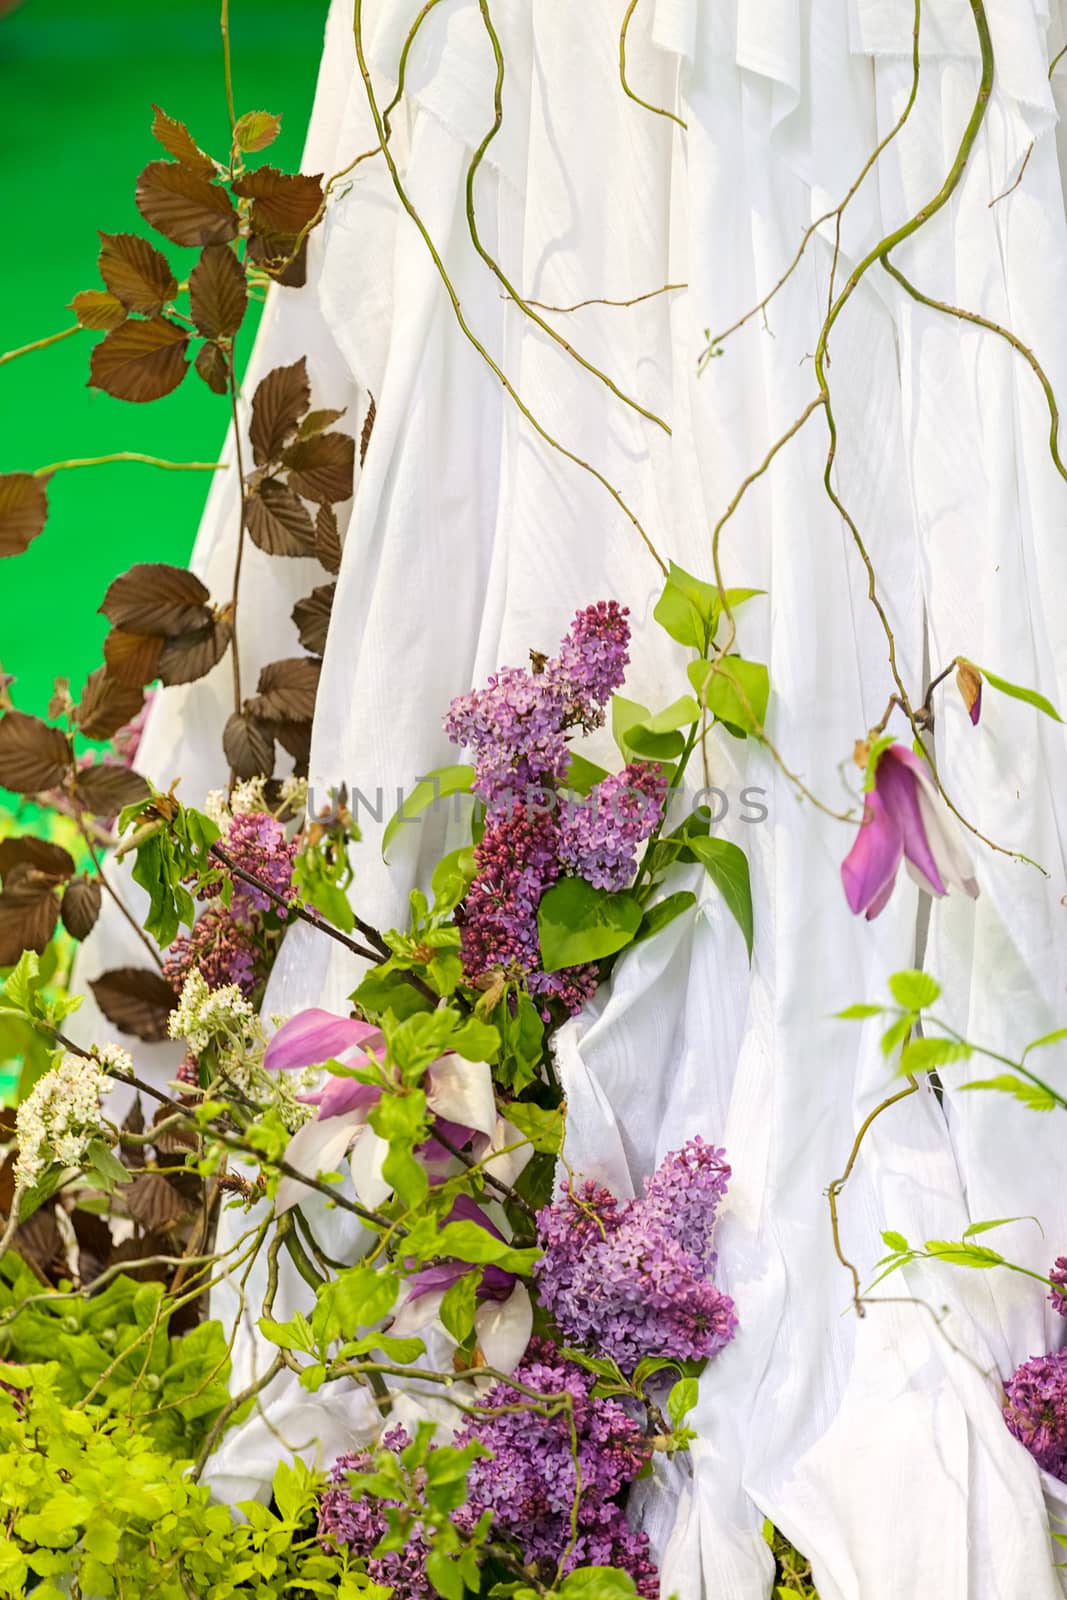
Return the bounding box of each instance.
[32,452,225,476]
[0,325,82,367]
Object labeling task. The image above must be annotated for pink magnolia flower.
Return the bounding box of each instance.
[264,1008,497,1213]
[841,744,979,920]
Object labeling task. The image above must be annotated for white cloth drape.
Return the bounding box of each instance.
[76,1,1067,1594]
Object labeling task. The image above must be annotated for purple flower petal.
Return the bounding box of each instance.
[263,1009,383,1073]
[447,1192,506,1242]
[875,747,947,897]
[316,1076,382,1120]
[841,786,904,916]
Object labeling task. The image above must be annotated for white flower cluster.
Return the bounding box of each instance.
[280,775,308,812]
[203,788,233,834]
[94,1042,134,1078]
[14,1053,111,1190]
[168,971,256,1054]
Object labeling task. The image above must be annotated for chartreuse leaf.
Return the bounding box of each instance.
[958,1074,1060,1111]
[537,878,642,971]
[382,764,474,860]
[1024,1026,1067,1057]
[611,695,651,760]
[440,1268,482,1344]
[887,970,941,1010]
[564,751,611,795]
[688,657,769,735]
[962,1215,1041,1240]
[623,696,701,761]
[966,661,1063,723]
[897,1037,970,1075]
[428,1222,540,1276]
[556,1569,638,1599]
[835,1003,885,1020]
[634,890,697,945]
[923,1240,1004,1268]
[667,1376,699,1428]
[503,1100,564,1153]
[653,562,764,652]
[685,837,753,960]
[313,1265,398,1345]
[881,1230,909,1253]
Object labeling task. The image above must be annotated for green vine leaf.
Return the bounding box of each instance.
[688,656,769,736]
[958,1074,1060,1111]
[963,660,1063,723]
[887,970,941,1010]
[897,1037,970,1075]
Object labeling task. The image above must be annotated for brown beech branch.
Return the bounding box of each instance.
[0,326,83,367]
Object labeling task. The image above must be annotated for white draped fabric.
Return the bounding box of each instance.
[74,0,1067,1594]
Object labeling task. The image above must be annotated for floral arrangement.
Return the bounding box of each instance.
[0,6,1065,1597]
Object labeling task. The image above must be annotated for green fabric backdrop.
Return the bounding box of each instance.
[2,0,328,722]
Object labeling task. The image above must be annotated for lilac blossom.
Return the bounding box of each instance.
[226,810,296,920]
[319,1427,437,1598]
[535,1138,737,1373]
[545,599,631,729]
[1049,1257,1067,1318]
[841,744,979,920]
[1003,1349,1067,1481]
[557,763,668,891]
[162,907,257,997]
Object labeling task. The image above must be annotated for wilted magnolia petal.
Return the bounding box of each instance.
[956,661,983,726]
[474,1283,533,1374]
[264,1008,382,1073]
[470,1116,535,1189]
[426,1054,497,1137]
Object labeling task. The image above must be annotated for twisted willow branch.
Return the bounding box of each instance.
[619,0,687,131]
[515,284,686,315]
[472,0,671,435]
[0,326,83,367]
[351,0,668,575]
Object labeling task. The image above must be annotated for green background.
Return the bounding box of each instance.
[2,0,329,723]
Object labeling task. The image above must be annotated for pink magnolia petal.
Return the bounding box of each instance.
[446,1192,506,1242]
[316,1076,381,1120]
[876,748,946,896]
[910,771,979,900]
[264,1008,383,1073]
[474,1284,533,1374]
[841,787,904,916]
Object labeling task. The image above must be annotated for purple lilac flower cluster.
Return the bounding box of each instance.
[446,603,666,1015]
[320,1349,658,1597]
[163,810,296,997]
[319,1427,437,1599]
[1004,1349,1067,1482]
[1048,1256,1067,1318]
[535,1138,737,1373]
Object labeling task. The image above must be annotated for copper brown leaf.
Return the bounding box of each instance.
[194,340,229,395]
[360,395,376,465]
[97,231,178,314]
[100,564,212,635]
[75,764,152,816]
[135,160,238,247]
[0,836,75,885]
[188,244,247,341]
[124,1172,194,1231]
[89,968,177,1042]
[89,316,189,403]
[231,166,323,236]
[104,630,164,687]
[223,711,275,780]
[0,472,49,558]
[282,431,354,504]
[314,503,342,573]
[75,668,144,742]
[248,657,321,722]
[69,290,127,330]
[270,719,312,767]
[0,882,61,965]
[249,358,310,465]
[244,478,315,556]
[246,229,308,288]
[157,617,232,686]
[150,106,216,178]
[292,583,335,656]
[61,876,102,940]
[0,711,71,793]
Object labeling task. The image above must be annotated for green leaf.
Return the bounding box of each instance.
[564,752,611,796]
[428,1221,540,1276]
[351,964,433,1022]
[898,1037,970,1075]
[557,1569,638,1600]
[881,1230,909,1253]
[450,1016,500,1062]
[83,1138,131,1193]
[685,836,753,960]
[431,846,477,912]
[0,950,45,1017]
[257,1312,316,1354]
[652,563,764,652]
[962,1215,1040,1240]
[503,1101,563,1154]
[313,1266,398,1345]
[958,1074,1060,1111]
[835,1003,886,1020]
[633,891,698,946]
[382,765,475,861]
[439,1269,481,1345]
[426,1550,468,1600]
[968,661,1063,723]
[667,1376,699,1428]
[611,695,651,760]
[537,878,642,972]
[879,1014,915,1058]
[887,970,941,1010]
[688,657,769,735]
[923,1240,1004,1269]
[1023,1026,1067,1058]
